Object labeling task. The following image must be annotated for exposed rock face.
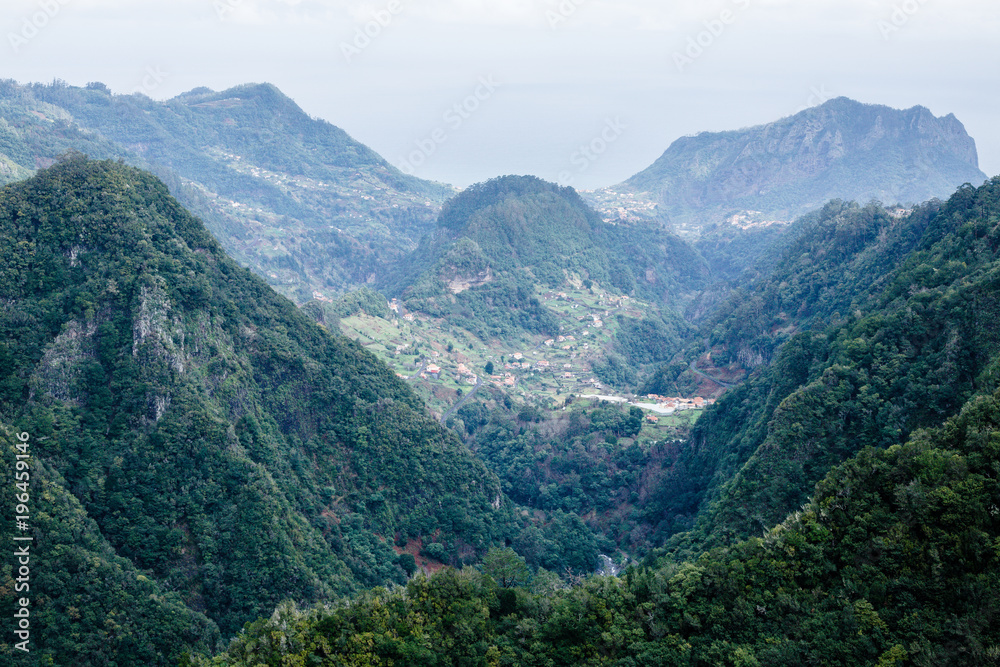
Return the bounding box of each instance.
[617,98,987,233]
[31,320,96,404]
[447,267,494,294]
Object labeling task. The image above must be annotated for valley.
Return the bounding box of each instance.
[334,284,719,428]
[1,82,998,666]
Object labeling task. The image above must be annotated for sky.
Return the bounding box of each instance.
[2,0,998,189]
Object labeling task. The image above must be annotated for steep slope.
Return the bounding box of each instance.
[196,386,1000,665]
[0,80,126,178]
[0,79,453,302]
[388,175,707,339]
[640,177,1000,553]
[615,97,986,234]
[0,425,221,664]
[704,199,939,369]
[0,157,511,653]
[641,198,947,399]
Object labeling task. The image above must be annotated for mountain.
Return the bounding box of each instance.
[192,175,1000,667]
[610,97,987,235]
[387,175,707,340]
[648,197,943,380]
[0,79,453,302]
[0,157,513,663]
[637,177,1000,556]
[196,378,1000,665]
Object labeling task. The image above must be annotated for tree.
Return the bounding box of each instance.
[397,553,417,576]
[485,361,495,375]
[482,547,529,588]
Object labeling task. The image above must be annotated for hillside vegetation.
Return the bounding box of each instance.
[193,173,1000,666]
[641,178,1000,555]
[197,385,1000,666]
[0,158,510,663]
[0,79,453,303]
[385,176,706,341]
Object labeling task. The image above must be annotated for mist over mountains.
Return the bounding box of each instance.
[1,79,999,666]
[607,97,986,235]
[0,80,452,303]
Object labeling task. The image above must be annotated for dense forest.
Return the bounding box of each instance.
[0,158,513,663]
[639,180,1000,557]
[2,153,1000,665]
[195,386,1000,665]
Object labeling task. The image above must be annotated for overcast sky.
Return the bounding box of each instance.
[3,0,997,189]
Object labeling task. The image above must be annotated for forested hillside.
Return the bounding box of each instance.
[0,158,512,664]
[0,79,453,303]
[693,198,941,370]
[196,384,1000,666]
[188,177,1000,666]
[387,175,706,340]
[641,177,1000,556]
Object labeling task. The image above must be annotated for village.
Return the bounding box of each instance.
[327,282,717,436]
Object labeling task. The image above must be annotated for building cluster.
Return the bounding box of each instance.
[456,363,478,385]
[489,375,517,388]
[726,211,792,230]
[311,291,334,303]
[644,394,714,412]
[585,189,658,219]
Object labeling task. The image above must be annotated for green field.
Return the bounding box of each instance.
[335,285,687,420]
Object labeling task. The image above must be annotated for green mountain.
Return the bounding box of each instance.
[0,79,453,302]
[613,97,987,235]
[647,197,941,380]
[5,88,1000,665]
[0,157,512,663]
[192,175,1000,667]
[638,177,1000,556]
[196,363,1000,666]
[387,175,707,340]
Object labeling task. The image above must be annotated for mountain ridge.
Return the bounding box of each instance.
[610,97,987,235]
[0,79,454,303]
[0,157,513,660]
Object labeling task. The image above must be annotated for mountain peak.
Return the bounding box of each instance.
[617,98,986,233]
[439,175,590,232]
[0,156,509,645]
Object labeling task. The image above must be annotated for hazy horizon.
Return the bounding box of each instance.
[3,0,997,189]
